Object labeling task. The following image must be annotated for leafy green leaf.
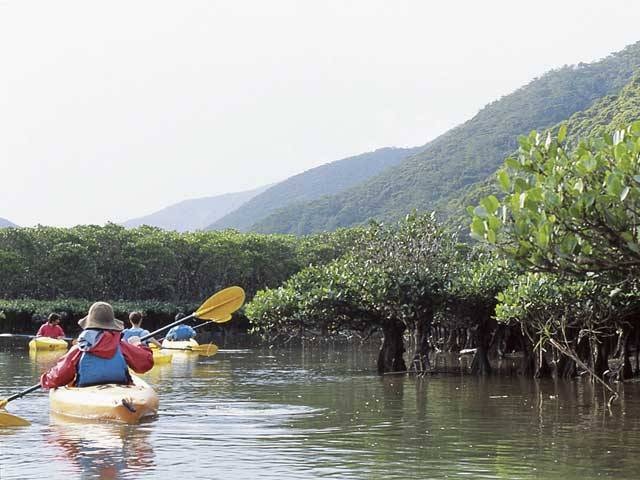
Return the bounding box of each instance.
[536,223,550,249]
[505,157,520,169]
[559,235,577,255]
[471,217,486,236]
[497,170,511,191]
[480,195,501,215]
[557,124,567,143]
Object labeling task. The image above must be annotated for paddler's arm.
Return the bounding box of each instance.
[121,341,154,374]
[40,347,81,389]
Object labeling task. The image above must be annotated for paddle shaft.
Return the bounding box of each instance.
[5,384,41,403]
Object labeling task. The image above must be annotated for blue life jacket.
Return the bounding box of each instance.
[165,324,196,341]
[76,331,130,387]
[122,327,151,345]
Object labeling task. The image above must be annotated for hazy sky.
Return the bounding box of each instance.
[2,1,640,226]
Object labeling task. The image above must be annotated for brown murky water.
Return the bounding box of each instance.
[1,343,640,479]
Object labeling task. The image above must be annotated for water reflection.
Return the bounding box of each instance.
[46,414,156,478]
[28,349,66,373]
[2,344,640,479]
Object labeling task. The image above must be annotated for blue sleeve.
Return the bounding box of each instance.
[78,329,102,351]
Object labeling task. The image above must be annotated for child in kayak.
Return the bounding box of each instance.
[122,311,162,347]
[165,313,197,341]
[40,302,154,389]
[36,313,66,339]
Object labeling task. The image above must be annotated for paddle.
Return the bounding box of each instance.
[0,333,74,342]
[0,286,245,426]
[0,410,31,427]
[140,286,244,343]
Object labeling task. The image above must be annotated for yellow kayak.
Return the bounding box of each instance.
[49,375,159,424]
[161,338,199,350]
[28,337,68,351]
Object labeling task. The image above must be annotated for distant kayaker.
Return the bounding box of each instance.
[40,302,154,389]
[165,312,197,341]
[122,311,162,347]
[36,313,66,339]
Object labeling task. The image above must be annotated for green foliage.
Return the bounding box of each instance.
[493,272,640,357]
[446,248,517,316]
[445,74,640,234]
[471,122,640,279]
[251,42,640,234]
[0,224,352,302]
[0,298,198,327]
[494,273,598,330]
[247,213,458,340]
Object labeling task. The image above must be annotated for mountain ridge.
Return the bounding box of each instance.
[122,184,269,231]
[0,217,17,228]
[251,41,640,234]
[208,146,422,231]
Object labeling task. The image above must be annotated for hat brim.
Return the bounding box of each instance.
[78,316,124,331]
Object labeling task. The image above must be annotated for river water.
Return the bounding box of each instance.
[1,342,640,479]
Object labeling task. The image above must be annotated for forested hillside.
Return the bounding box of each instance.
[208,147,421,232]
[252,41,640,234]
[441,74,640,230]
[122,184,269,231]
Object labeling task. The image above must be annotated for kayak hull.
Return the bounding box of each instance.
[49,376,159,424]
[161,338,199,350]
[28,337,68,351]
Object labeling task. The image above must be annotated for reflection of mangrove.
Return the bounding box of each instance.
[47,414,155,477]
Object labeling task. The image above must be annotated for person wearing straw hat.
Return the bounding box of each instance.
[40,302,154,389]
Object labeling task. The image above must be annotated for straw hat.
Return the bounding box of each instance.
[78,302,124,331]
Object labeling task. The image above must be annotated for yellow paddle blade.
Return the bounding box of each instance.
[0,410,31,427]
[195,286,245,322]
[189,343,219,356]
[0,398,7,409]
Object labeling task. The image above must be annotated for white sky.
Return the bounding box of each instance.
[1,1,640,227]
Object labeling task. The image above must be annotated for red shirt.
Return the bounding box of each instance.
[37,323,65,338]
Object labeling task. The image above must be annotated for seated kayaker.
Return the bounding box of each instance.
[40,302,154,389]
[165,314,197,341]
[122,311,162,348]
[36,313,66,339]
